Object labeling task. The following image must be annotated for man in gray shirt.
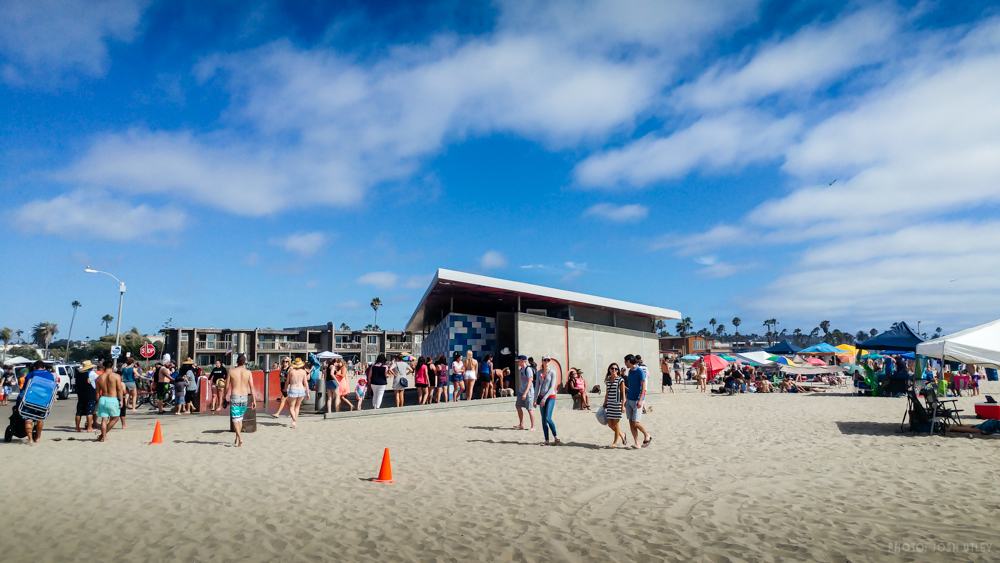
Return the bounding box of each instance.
[513,355,536,431]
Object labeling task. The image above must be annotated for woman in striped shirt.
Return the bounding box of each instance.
[603,363,627,448]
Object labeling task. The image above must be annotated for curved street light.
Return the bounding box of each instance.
[85,267,126,369]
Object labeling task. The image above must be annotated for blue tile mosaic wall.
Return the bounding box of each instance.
[421,314,497,360]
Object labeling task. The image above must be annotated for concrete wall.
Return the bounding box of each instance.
[515,313,661,394]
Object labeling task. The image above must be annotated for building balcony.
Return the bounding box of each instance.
[195,341,233,351]
[257,342,314,352]
[387,342,413,353]
[334,342,362,351]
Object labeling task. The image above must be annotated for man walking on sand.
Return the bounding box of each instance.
[624,355,652,449]
[513,355,536,431]
[225,354,256,447]
[660,356,674,393]
[95,360,125,443]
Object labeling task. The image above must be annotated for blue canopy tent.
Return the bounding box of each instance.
[764,340,801,354]
[859,322,925,352]
[798,342,845,354]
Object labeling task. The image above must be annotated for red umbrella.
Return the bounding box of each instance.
[805,357,827,366]
[702,354,729,375]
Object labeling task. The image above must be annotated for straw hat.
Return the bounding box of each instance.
[80,360,96,371]
[291,358,305,368]
[182,357,195,365]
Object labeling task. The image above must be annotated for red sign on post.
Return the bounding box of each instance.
[140,344,156,359]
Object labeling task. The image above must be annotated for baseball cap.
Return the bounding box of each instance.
[516,355,527,361]
[541,355,552,361]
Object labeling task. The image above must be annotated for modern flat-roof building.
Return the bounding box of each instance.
[408,269,680,393]
[163,325,419,369]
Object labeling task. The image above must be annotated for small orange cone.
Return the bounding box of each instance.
[149,421,163,445]
[374,448,393,483]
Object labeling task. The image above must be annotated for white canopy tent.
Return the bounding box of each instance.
[733,351,776,366]
[2,356,34,366]
[915,318,1000,369]
[316,351,343,360]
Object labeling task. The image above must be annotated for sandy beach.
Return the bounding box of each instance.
[2,383,998,562]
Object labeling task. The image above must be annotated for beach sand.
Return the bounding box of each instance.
[2,383,998,562]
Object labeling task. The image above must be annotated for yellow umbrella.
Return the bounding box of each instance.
[836,344,857,355]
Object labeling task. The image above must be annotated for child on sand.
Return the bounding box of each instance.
[355,378,368,410]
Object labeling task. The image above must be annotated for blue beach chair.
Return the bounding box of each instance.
[4,376,57,442]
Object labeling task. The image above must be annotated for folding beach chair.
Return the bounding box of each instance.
[4,376,56,442]
[18,376,57,421]
[921,387,962,426]
[902,389,947,436]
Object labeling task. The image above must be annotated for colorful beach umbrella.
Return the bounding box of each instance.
[771,356,796,366]
[719,354,738,361]
[680,354,701,362]
[805,357,827,366]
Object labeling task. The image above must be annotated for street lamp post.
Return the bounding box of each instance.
[85,267,126,369]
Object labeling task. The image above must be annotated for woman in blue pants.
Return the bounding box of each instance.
[536,356,561,445]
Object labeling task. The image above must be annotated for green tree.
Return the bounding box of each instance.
[675,317,693,338]
[709,318,717,332]
[870,328,878,338]
[339,323,350,331]
[855,330,867,342]
[933,327,942,338]
[820,320,831,337]
[731,317,741,337]
[8,345,40,360]
[370,297,382,329]
[15,329,23,344]
[716,323,725,337]
[792,328,802,345]
[102,314,114,335]
[0,327,11,364]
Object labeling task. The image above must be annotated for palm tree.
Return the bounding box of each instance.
[102,314,114,335]
[933,327,942,338]
[792,328,802,345]
[339,323,350,331]
[32,322,58,359]
[675,317,693,338]
[709,318,717,333]
[715,323,725,338]
[819,320,831,338]
[762,319,778,345]
[731,317,741,337]
[370,297,382,329]
[65,300,81,357]
[855,330,867,342]
[0,327,11,364]
[870,328,878,338]
[15,329,23,344]
[809,327,821,341]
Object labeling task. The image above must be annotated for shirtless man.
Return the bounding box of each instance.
[285,357,310,429]
[225,354,257,447]
[95,360,125,442]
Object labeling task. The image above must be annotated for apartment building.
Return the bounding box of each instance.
[164,323,421,368]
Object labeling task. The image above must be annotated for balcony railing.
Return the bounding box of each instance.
[258,342,311,351]
[387,343,413,352]
[195,341,233,350]
[334,342,362,351]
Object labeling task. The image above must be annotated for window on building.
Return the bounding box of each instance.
[198,355,211,365]
[367,335,378,344]
[367,354,377,364]
[181,332,189,342]
[692,340,706,351]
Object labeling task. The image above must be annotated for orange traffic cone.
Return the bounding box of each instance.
[374,448,393,483]
[149,421,163,445]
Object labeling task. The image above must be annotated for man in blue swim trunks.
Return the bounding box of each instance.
[95,361,125,442]
[225,354,257,447]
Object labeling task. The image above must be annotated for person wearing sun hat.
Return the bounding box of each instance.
[285,357,310,428]
[75,360,99,433]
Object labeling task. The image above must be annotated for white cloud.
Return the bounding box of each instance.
[479,250,509,270]
[14,191,184,242]
[583,203,648,222]
[356,271,399,290]
[673,17,1000,327]
[0,0,148,86]
[336,300,361,310]
[243,253,259,266]
[270,232,326,257]
[55,0,757,215]
[675,6,900,110]
[575,110,801,188]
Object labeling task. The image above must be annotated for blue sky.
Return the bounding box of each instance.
[3,0,1000,341]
